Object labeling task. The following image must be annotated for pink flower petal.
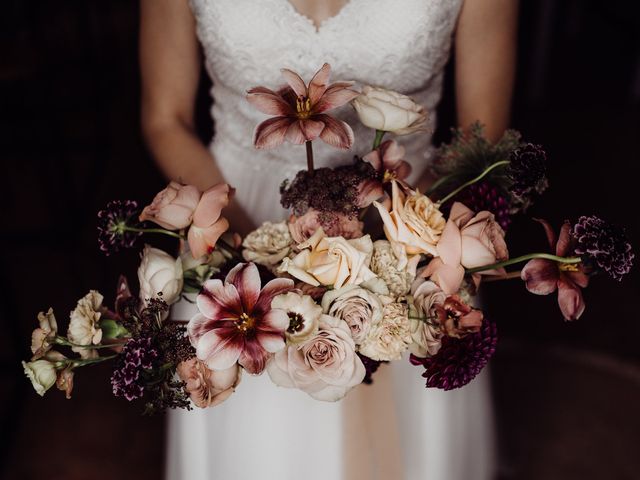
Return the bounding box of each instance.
[285,119,325,144]
[437,219,462,267]
[520,259,559,295]
[280,68,307,98]
[557,277,585,321]
[260,308,290,333]
[449,202,475,228]
[380,140,406,167]
[225,263,261,313]
[192,183,232,227]
[257,331,286,353]
[423,258,465,295]
[238,341,271,374]
[246,86,294,116]
[307,63,331,105]
[197,328,243,370]
[253,116,293,149]
[196,279,242,321]
[362,149,382,171]
[556,221,572,257]
[565,270,590,288]
[315,114,354,149]
[460,236,498,269]
[313,82,359,113]
[254,277,294,314]
[187,217,230,259]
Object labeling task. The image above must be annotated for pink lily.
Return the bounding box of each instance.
[520,220,589,321]
[188,263,294,374]
[246,63,359,149]
[187,183,232,259]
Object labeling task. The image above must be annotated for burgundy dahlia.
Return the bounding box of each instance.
[572,215,634,281]
[97,200,142,255]
[111,335,158,401]
[507,143,548,198]
[456,181,511,230]
[410,319,497,390]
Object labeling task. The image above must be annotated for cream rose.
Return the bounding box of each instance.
[321,285,384,345]
[352,86,428,135]
[138,245,183,306]
[176,358,241,408]
[374,181,445,259]
[67,291,104,359]
[370,240,419,298]
[271,292,322,344]
[359,302,412,361]
[242,221,294,268]
[278,228,376,289]
[267,314,366,401]
[31,308,58,360]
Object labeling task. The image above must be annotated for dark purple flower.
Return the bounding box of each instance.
[572,215,634,281]
[410,319,497,390]
[456,181,511,231]
[507,143,548,198]
[111,336,158,401]
[357,353,383,385]
[97,200,142,255]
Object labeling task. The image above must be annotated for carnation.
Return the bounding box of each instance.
[370,240,417,298]
[242,221,294,268]
[359,302,412,361]
[67,291,104,359]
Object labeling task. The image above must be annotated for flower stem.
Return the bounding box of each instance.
[482,270,523,282]
[123,226,185,240]
[465,253,582,275]
[65,355,118,369]
[372,130,386,150]
[437,160,510,205]
[54,337,126,349]
[305,140,314,173]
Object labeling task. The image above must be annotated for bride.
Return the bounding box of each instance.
[139,0,517,479]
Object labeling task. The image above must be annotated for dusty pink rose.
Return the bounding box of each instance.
[521,219,589,321]
[267,314,366,401]
[246,63,359,149]
[187,183,232,259]
[423,202,509,294]
[363,139,412,184]
[288,209,363,243]
[140,181,201,230]
[176,358,241,408]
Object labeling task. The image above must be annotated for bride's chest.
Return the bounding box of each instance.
[189,0,463,94]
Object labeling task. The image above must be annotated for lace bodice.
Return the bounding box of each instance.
[189,0,463,179]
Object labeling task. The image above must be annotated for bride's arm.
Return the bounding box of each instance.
[139,0,254,232]
[454,0,519,142]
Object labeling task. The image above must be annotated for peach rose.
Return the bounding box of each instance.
[187,183,232,259]
[278,228,376,289]
[267,314,366,401]
[288,209,363,243]
[139,181,201,230]
[176,358,241,408]
[373,181,445,259]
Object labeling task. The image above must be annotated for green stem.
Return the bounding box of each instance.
[123,226,185,240]
[305,140,314,173]
[372,130,386,150]
[69,355,118,368]
[437,160,510,205]
[54,337,126,349]
[425,174,453,195]
[465,253,582,275]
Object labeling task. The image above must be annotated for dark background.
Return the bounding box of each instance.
[1,1,639,479]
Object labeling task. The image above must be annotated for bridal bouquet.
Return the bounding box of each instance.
[23,64,634,412]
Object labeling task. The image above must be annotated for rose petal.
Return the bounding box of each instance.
[192,183,232,227]
[187,218,230,259]
[253,116,293,149]
[225,263,261,313]
[520,259,559,295]
[246,86,294,116]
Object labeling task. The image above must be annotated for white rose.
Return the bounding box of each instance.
[242,221,293,268]
[352,86,428,135]
[138,245,184,306]
[67,291,104,359]
[22,358,58,396]
[359,302,412,361]
[271,292,322,344]
[278,228,376,289]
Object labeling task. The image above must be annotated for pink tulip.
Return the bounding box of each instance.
[187,183,232,259]
[520,220,589,320]
[139,181,201,230]
[362,139,412,184]
[246,63,359,149]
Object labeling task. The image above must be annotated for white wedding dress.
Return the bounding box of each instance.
[167,1,496,479]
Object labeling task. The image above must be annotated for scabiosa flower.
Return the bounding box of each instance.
[410,319,497,390]
[456,182,511,231]
[507,143,548,198]
[97,200,142,255]
[572,216,634,281]
[111,335,158,401]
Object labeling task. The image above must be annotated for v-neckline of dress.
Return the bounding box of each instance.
[282,0,357,33]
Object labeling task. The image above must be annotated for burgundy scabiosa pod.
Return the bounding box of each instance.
[97,200,142,255]
[507,143,548,199]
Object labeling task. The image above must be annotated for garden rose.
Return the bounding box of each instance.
[359,302,412,361]
[187,183,232,259]
[138,245,184,306]
[139,181,201,230]
[31,308,58,360]
[288,209,363,243]
[176,358,241,408]
[267,314,366,401]
[242,221,294,267]
[321,285,384,345]
[352,86,428,135]
[373,181,445,258]
[279,228,376,289]
[271,292,322,344]
[67,291,104,359]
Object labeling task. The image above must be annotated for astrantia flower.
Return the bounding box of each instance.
[97,200,142,255]
[521,220,590,320]
[572,215,634,281]
[111,335,159,401]
[507,143,548,198]
[410,318,497,390]
[247,63,359,149]
[188,263,294,374]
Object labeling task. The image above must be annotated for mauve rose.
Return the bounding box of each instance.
[409,280,445,357]
[139,181,201,230]
[176,358,241,408]
[267,314,366,401]
[288,209,363,243]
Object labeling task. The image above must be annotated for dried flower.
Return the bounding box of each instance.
[572,215,634,281]
[97,200,142,255]
[288,209,363,243]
